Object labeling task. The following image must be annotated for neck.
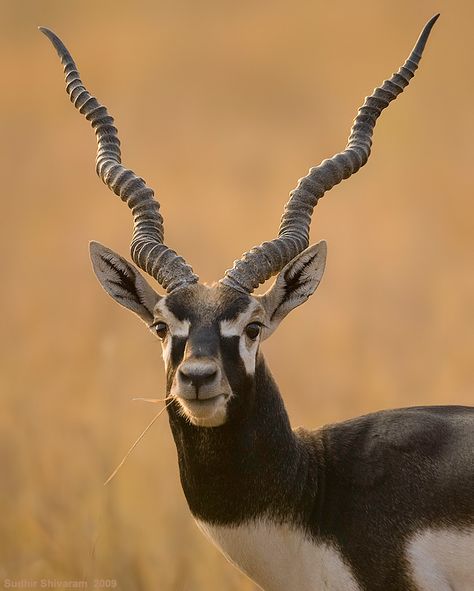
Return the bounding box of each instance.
[167,355,319,526]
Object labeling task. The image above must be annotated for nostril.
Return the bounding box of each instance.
[179,367,218,390]
[200,370,217,386]
[179,368,193,385]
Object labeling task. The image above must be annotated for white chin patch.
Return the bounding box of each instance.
[177,395,229,427]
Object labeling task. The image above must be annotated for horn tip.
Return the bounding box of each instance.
[426,13,441,31]
[38,26,55,39]
[38,26,70,58]
[415,13,440,56]
[409,13,440,65]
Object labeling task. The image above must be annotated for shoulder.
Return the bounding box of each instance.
[314,406,474,487]
[328,405,472,447]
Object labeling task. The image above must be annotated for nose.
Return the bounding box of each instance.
[178,359,219,395]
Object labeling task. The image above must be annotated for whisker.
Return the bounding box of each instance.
[104,398,173,486]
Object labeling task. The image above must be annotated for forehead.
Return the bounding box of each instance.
[157,284,259,325]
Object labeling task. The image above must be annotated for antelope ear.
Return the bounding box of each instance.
[89,241,161,324]
[257,241,327,340]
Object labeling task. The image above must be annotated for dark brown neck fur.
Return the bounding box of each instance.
[167,355,322,526]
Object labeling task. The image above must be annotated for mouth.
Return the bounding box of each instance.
[180,393,227,411]
[177,393,229,426]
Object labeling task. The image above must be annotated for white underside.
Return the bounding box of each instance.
[196,519,474,591]
[406,526,474,591]
[196,519,360,591]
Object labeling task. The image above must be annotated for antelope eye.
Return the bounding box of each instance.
[154,322,168,339]
[245,322,261,341]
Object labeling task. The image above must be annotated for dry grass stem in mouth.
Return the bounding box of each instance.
[104,398,173,486]
[132,397,170,403]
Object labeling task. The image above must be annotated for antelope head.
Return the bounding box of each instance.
[40,16,437,427]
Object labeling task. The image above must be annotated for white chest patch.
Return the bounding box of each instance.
[195,519,360,591]
[406,526,474,591]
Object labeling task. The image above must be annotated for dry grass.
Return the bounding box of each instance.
[1,1,473,589]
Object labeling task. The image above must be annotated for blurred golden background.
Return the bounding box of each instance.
[1,0,472,588]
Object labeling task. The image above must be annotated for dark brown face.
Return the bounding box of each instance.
[151,284,266,427]
[90,240,327,428]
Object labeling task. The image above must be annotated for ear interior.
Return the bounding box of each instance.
[258,241,327,339]
[89,241,161,323]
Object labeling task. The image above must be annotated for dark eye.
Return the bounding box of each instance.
[245,322,262,341]
[154,322,168,339]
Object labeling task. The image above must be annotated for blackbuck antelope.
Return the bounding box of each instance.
[41,15,474,591]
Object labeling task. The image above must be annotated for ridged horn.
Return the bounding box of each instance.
[220,14,439,293]
[40,27,199,293]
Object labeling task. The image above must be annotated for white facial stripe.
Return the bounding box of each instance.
[161,337,172,369]
[220,301,263,375]
[166,318,190,338]
[220,300,263,337]
[153,300,190,368]
[239,335,258,375]
[153,300,191,338]
[172,322,190,338]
